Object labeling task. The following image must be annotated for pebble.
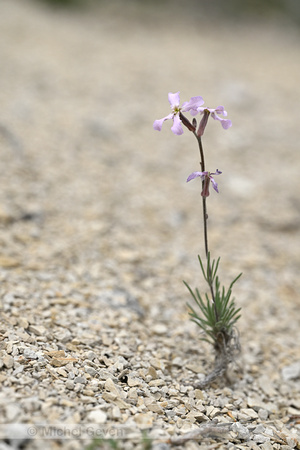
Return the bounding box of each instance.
[253,434,269,443]
[258,375,277,397]
[86,409,107,424]
[28,325,46,336]
[104,378,123,397]
[152,324,168,335]
[134,412,154,428]
[240,408,259,419]
[231,422,250,440]
[65,380,75,390]
[3,355,14,369]
[281,362,300,381]
[84,365,97,376]
[149,358,164,371]
[260,442,274,450]
[18,318,29,329]
[258,408,269,420]
[84,351,98,361]
[5,404,21,421]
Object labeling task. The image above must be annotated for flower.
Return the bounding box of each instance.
[187,170,222,197]
[196,106,232,136]
[153,92,204,135]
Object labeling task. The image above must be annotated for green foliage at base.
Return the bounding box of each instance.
[184,253,242,350]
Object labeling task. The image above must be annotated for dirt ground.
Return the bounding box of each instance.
[0,1,300,449]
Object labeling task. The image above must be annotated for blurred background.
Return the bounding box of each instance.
[35,0,300,23]
[0,0,299,348]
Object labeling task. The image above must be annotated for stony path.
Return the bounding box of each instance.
[0,1,300,449]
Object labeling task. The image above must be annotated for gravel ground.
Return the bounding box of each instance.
[0,1,300,449]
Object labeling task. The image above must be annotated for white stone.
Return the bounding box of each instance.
[86,409,107,424]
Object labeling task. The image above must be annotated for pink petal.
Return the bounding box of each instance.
[196,107,206,114]
[168,92,180,108]
[171,113,184,135]
[182,96,204,113]
[153,113,173,131]
[215,106,227,116]
[186,171,206,182]
[211,113,232,129]
[220,119,232,129]
[210,177,219,193]
[211,169,222,176]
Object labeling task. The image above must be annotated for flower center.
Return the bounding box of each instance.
[172,106,181,115]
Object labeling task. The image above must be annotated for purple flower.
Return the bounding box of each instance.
[187,170,222,197]
[196,106,232,136]
[153,92,204,135]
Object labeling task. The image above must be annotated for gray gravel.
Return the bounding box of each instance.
[0,1,299,449]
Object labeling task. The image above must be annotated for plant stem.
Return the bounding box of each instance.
[196,136,209,258]
[194,134,219,322]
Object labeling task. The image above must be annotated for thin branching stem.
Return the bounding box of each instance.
[194,133,219,322]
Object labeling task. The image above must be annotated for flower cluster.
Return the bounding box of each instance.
[153,92,232,136]
[187,170,222,197]
[154,92,231,197]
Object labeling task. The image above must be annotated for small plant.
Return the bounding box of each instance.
[85,437,120,450]
[154,92,242,386]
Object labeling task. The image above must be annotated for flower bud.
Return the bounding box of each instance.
[197,109,210,137]
[179,113,196,132]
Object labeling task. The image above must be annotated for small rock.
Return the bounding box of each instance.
[0,256,20,268]
[18,318,29,329]
[258,375,277,397]
[186,363,204,374]
[152,324,168,335]
[111,406,121,419]
[194,389,204,400]
[253,424,265,434]
[148,379,165,387]
[253,434,269,444]
[105,378,123,397]
[28,325,46,336]
[74,376,86,384]
[260,442,274,450]
[86,409,107,424]
[56,368,68,377]
[286,435,299,448]
[134,412,154,429]
[5,404,21,421]
[172,356,183,366]
[54,329,72,343]
[240,408,258,419]
[6,342,14,354]
[65,380,75,390]
[3,355,14,369]
[231,422,250,440]
[258,408,269,420]
[149,358,164,371]
[84,365,97,376]
[247,396,266,411]
[281,362,300,381]
[85,351,97,361]
[147,402,163,414]
[127,376,141,387]
[148,366,157,379]
[23,349,38,360]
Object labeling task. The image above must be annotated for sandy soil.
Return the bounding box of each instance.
[0,1,299,449]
